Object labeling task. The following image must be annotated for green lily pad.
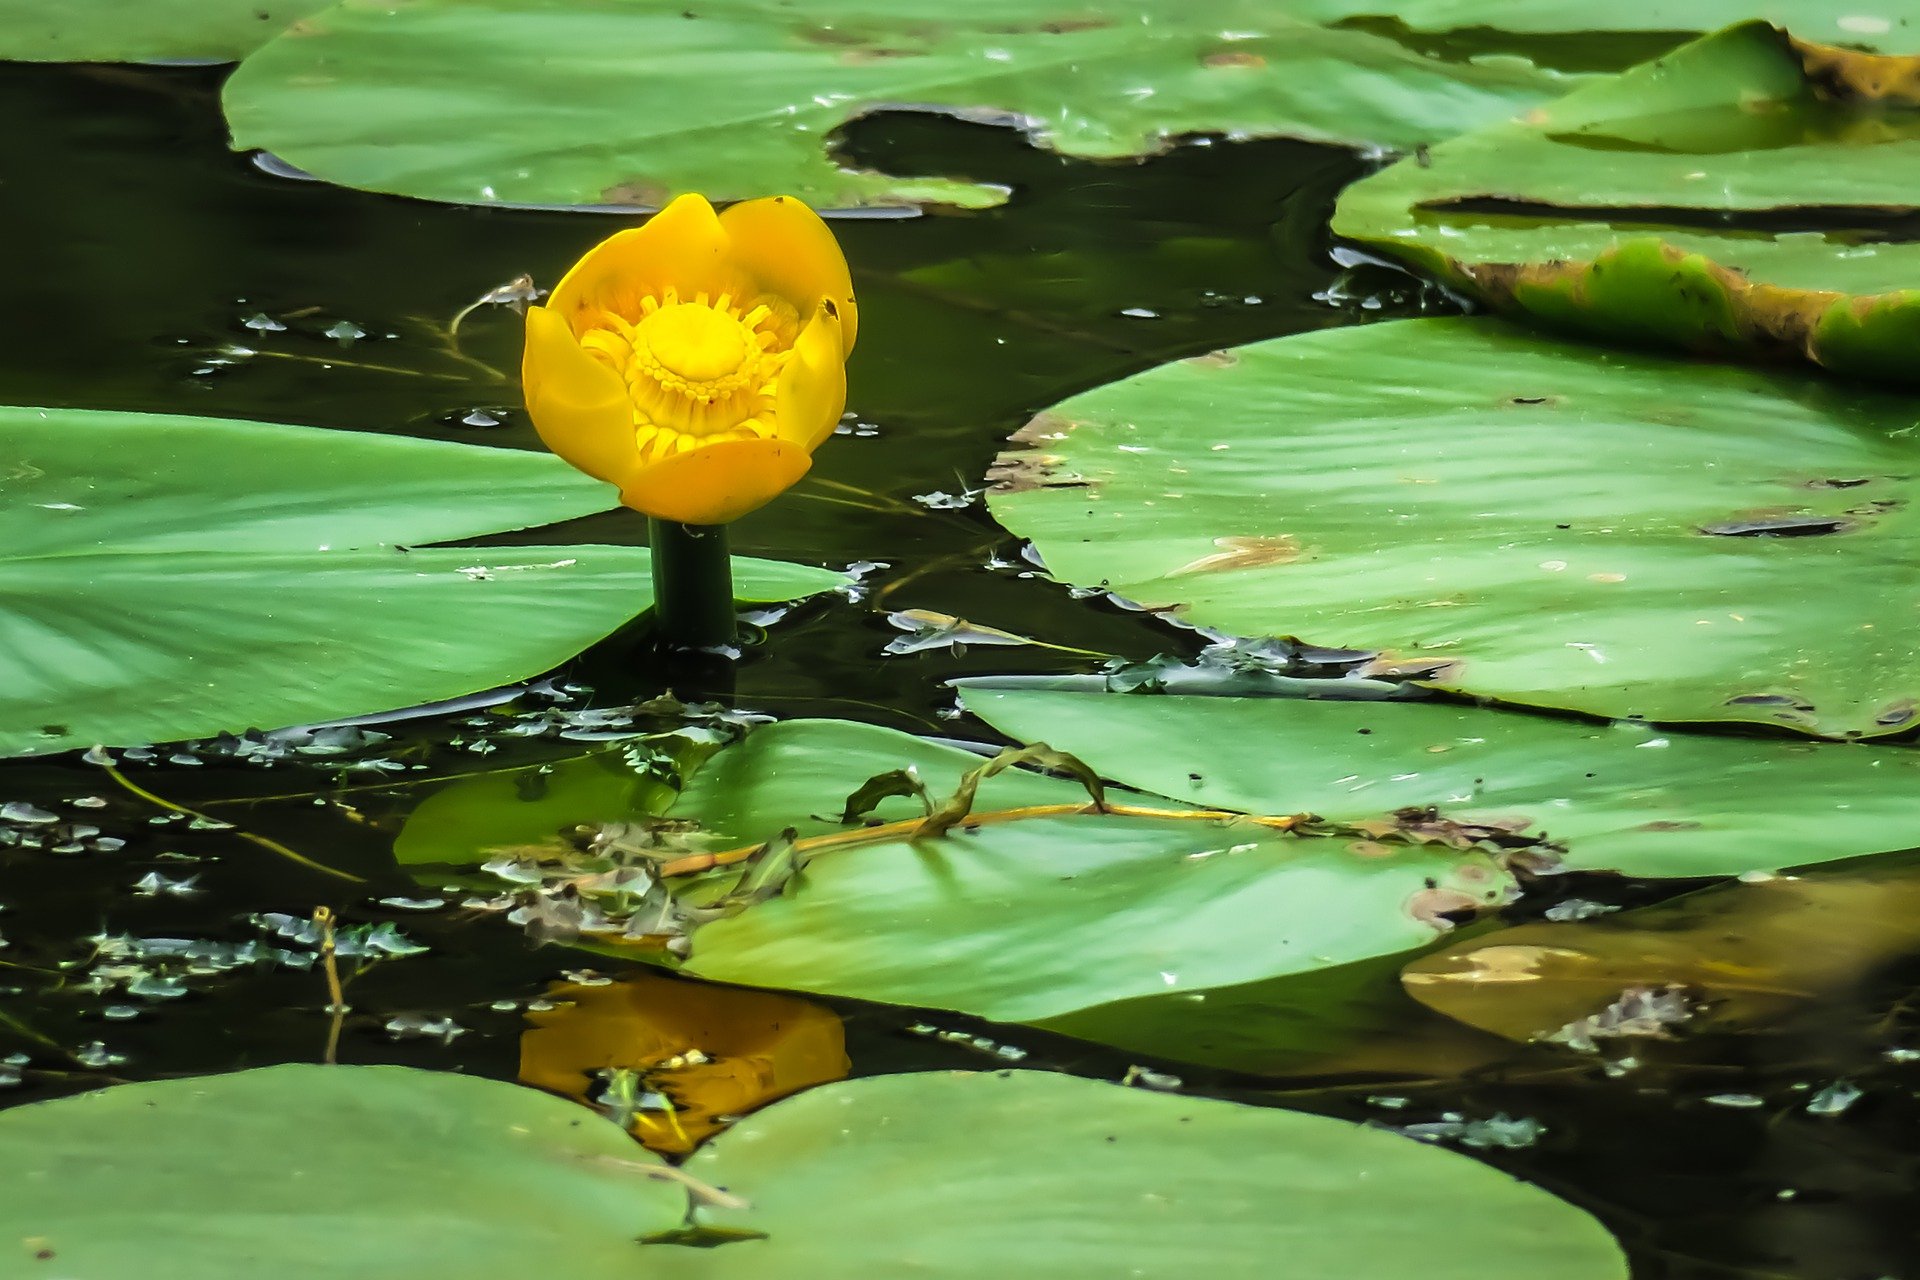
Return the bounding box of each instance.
[221,0,1572,210]
[0,1065,1626,1280]
[960,688,1920,877]
[671,719,1514,1022]
[0,1064,686,1279]
[1332,22,1920,383]
[682,1071,1626,1280]
[986,317,1920,737]
[0,0,329,62]
[0,408,843,757]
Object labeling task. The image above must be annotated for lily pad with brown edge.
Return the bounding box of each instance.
[0,0,330,62]
[0,1064,1628,1280]
[986,316,1920,737]
[520,970,849,1154]
[221,0,1574,210]
[659,719,1518,1023]
[957,687,1920,877]
[1401,857,1920,1049]
[1331,21,1920,384]
[1288,1,1920,59]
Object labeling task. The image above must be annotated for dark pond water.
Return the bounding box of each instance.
[3,60,1919,1280]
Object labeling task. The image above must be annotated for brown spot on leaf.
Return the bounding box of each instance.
[1635,820,1703,833]
[838,45,924,64]
[1407,886,1487,931]
[1204,50,1266,69]
[1182,349,1238,369]
[599,178,672,208]
[1039,14,1113,34]
[1792,36,1920,104]
[987,413,1090,494]
[1347,839,1395,859]
[1170,535,1302,576]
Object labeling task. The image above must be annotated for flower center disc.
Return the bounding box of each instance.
[637,303,751,390]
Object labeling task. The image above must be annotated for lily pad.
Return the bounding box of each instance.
[0,0,329,62]
[986,317,1920,737]
[959,688,1920,877]
[0,1064,686,1279]
[0,1065,1627,1280]
[0,408,843,757]
[221,0,1572,210]
[1403,858,1920,1046]
[682,1071,1626,1280]
[1332,23,1920,383]
[670,719,1515,1022]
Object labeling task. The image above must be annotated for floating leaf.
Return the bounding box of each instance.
[959,687,1920,877]
[0,1065,1626,1279]
[0,408,843,757]
[1332,23,1920,382]
[667,720,1517,1022]
[1403,860,1920,1046]
[987,317,1920,736]
[221,0,1573,210]
[0,1065,687,1278]
[520,971,848,1154]
[681,1071,1627,1280]
[0,0,329,62]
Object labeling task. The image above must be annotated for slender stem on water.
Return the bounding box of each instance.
[647,518,737,650]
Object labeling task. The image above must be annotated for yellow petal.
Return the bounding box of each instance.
[548,193,730,324]
[620,436,810,525]
[772,303,850,451]
[718,194,858,353]
[521,304,639,488]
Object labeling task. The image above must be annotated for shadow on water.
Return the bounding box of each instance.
[1,59,1916,1280]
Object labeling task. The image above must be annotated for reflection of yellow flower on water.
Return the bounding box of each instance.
[521,193,857,526]
[519,971,848,1154]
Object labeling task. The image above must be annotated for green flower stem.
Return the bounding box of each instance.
[647,518,737,650]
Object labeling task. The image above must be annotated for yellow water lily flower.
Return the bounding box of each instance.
[522,193,857,525]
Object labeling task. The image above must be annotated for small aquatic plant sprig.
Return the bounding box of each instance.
[521,193,856,649]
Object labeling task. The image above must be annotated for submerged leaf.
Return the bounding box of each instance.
[520,971,848,1154]
[1403,861,1920,1045]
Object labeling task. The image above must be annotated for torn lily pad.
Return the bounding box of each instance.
[221,0,1574,209]
[1332,22,1920,383]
